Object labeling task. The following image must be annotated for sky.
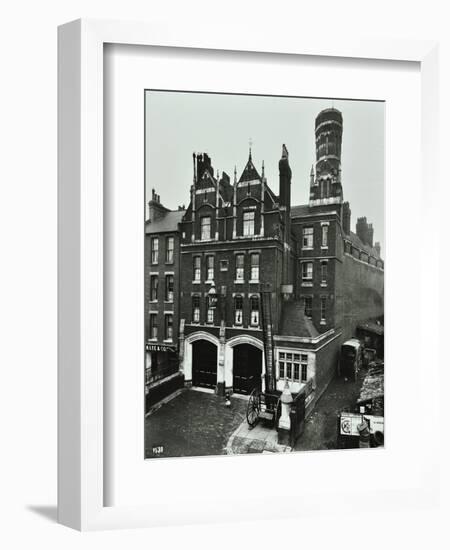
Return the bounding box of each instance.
[145,91,385,252]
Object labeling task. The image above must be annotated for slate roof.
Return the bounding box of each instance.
[145,209,185,234]
[357,321,384,336]
[290,204,310,218]
[279,301,319,338]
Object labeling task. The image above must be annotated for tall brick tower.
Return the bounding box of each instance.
[309,108,343,206]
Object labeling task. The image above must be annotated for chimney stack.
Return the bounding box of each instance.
[148,190,169,222]
[356,217,369,245]
[367,223,374,248]
[278,144,292,211]
[342,202,351,235]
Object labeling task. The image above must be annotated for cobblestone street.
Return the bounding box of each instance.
[294,368,366,452]
[145,389,247,459]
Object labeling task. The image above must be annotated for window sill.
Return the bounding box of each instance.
[249,280,260,284]
[164,301,174,304]
[301,247,314,251]
[301,282,313,287]
[320,282,327,287]
[149,300,158,304]
[321,246,329,250]
[192,280,201,284]
[320,320,327,325]
[234,280,245,284]
[205,280,215,285]
[163,339,173,343]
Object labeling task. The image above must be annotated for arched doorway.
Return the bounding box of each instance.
[233,344,262,395]
[192,340,218,389]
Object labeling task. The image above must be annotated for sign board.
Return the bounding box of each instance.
[146,343,177,353]
[339,412,384,436]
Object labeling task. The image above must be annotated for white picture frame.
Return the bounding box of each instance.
[58,18,440,531]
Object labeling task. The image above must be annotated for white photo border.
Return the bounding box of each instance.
[58,18,440,531]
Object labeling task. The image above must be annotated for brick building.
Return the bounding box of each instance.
[145,107,384,410]
[144,190,185,408]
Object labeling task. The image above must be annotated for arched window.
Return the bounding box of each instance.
[234,295,243,325]
[250,295,259,327]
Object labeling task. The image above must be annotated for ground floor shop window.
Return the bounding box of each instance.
[146,350,179,385]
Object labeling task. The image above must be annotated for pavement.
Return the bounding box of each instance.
[226,420,291,454]
[294,367,366,452]
[145,369,367,459]
[145,388,247,459]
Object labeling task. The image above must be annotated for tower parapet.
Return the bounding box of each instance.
[309,108,343,207]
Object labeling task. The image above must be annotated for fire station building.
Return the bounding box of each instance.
[145,108,384,411]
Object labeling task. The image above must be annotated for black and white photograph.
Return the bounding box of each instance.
[144,91,385,458]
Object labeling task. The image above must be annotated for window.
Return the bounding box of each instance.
[165,274,174,302]
[278,351,307,383]
[151,237,159,264]
[193,256,201,281]
[149,314,157,339]
[206,255,214,281]
[201,216,211,240]
[302,262,313,280]
[165,314,173,340]
[301,354,308,382]
[321,225,328,248]
[320,297,327,322]
[243,211,255,236]
[250,253,260,281]
[166,236,174,263]
[220,259,228,271]
[279,353,285,378]
[234,295,243,325]
[286,353,293,379]
[302,227,313,248]
[250,295,259,326]
[321,262,328,284]
[192,295,200,323]
[206,297,214,324]
[235,254,244,281]
[150,275,158,301]
[303,296,312,318]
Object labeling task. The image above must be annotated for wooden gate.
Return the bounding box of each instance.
[192,340,218,389]
[233,344,262,395]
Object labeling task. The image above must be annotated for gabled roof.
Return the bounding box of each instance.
[145,209,185,234]
[238,154,261,183]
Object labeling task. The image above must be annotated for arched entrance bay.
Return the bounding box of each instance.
[192,339,218,389]
[232,343,262,395]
